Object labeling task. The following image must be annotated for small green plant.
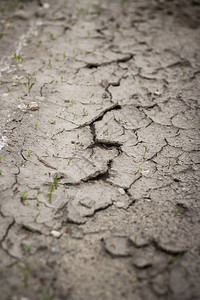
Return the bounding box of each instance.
[27,150,32,157]
[0,33,4,39]
[143,145,149,159]
[53,174,58,188]
[21,190,28,201]
[9,2,18,9]
[174,208,183,215]
[23,244,32,252]
[82,108,88,116]
[48,183,54,202]
[48,59,52,68]
[23,225,36,232]
[117,118,122,124]
[35,123,37,129]
[139,79,143,84]
[26,76,35,93]
[168,160,174,168]
[21,268,30,287]
[103,129,109,136]
[0,169,3,176]
[66,157,73,165]
[50,34,56,41]
[72,113,78,119]
[171,253,183,262]
[7,87,11,92]
[11,53,24,63]
[182,71,186,77]
[50,120,56,125]
[63,52,66,59]
[37,40,42,46]
[47,175,59,202]
[61,76,67,83]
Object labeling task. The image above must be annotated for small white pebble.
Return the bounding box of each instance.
[118,187,125,195]
[43,3,50,9]
[51,230,62,238]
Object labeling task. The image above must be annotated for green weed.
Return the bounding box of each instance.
[26,75,35,93]
[47,175,59,202]
[117,118,122,124]
[103,129,109,136]
[27,150,32,157]
[23,244,32,253]
[174,208,183,215]
[21,267,31,287]
[61,76,67,83]
[21,190,28,201]
[171,253,183,262]
[50,34,56,41]
[48,59,52,68]
[143,145,149,159]
[66,157,73,165]
[72,112,78,119]
[11,53,24,63]
[82,108,88,116]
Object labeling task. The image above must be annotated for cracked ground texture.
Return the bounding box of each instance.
[0,0,200,299]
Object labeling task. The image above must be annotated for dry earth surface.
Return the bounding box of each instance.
[0,0,200,299]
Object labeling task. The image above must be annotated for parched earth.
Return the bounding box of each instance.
[0,0,200,299]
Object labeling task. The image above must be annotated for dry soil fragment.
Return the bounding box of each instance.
[152,273,168,295]
[169,267,191,299]
[129,234,149,248]
[13,10,29,20]
[67,181,117,223]
[133,256,152,269]
[154,236,187,254]
[104,236,131,257]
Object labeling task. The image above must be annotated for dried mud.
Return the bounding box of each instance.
[0,0,200,299]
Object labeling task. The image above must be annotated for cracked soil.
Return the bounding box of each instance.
[0,0,200,299]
